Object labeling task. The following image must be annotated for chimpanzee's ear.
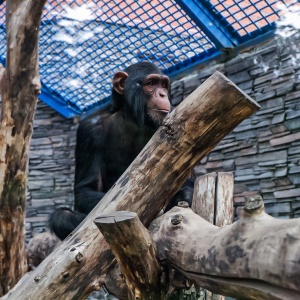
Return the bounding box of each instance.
[112,71,128,95]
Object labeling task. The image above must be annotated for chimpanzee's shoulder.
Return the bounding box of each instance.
[78,106,112,131]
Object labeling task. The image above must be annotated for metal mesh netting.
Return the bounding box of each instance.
[208,0,300,38]
[39,1,216,112]
[0,0,296,116]
[0,1,215,113]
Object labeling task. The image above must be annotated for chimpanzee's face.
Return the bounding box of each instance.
[112,63,171,127]
[142,74,171,125]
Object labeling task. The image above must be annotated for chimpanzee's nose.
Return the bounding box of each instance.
[159,90,167,97]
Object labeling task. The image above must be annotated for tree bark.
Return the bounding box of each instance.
[103,174,235,300]
[192,172,234,300]
[2,71,260,299]
[94,211,163,300]
[214,172,234,227]
[0,0,46,296]
[149,196,300,300]
[192,172,234,226]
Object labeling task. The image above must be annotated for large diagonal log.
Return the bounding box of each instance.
[2,72,260,299]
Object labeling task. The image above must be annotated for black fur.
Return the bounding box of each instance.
[164,178,194,212]
[49,62,193,240]
[48,208,86,241]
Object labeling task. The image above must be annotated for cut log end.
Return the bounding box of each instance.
[95,211,163,300]
[94,211,136,225]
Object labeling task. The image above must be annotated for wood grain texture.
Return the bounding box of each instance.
[192,172,217,223]
[94,211,162,299]
[0,0,46,295]
[192,172,234,300]
[215,172,234,227]
[150,205,300,299]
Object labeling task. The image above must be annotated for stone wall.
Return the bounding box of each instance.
[171,33,300,220]
[25,101,78,242]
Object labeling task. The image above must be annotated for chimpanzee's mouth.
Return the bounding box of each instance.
[152,109,170,114]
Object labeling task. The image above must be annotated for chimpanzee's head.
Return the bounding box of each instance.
[112,61,171,127]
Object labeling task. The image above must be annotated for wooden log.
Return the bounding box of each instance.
[192,172,234,226]
[192,172,234,300]
[149,196,300,300]
[94,211,163,300]
[3,72,260,299]
[192,172,217,223]
[0,0,46,295]
[103,203,201,299]
[215,172,234,227]
[209,172,233,300]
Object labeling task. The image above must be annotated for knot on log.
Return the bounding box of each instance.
[75,252,83,263]
[70,246,85,264]
[62,272,69,280]
[177,201,189,208]
[171,214,183,225]
[244,195,264,213]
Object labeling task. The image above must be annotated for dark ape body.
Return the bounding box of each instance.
[49,62,193,240]
[74,107,156,214]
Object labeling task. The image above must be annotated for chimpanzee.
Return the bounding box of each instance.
[49,62,193,240]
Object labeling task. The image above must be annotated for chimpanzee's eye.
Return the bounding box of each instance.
[147,79,159,87]
[145,78,162,88]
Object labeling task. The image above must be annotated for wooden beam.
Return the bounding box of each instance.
[94,211,163,300]
[192,172,217,223]
[215,172,234,227]
[192,172,234,300]
[192,172,234,226]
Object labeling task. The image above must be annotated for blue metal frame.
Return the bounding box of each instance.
[0,55,81,118]
[164,47,222,79]
[39,86,82,119]
[202,0,280,43]
[175,0,237,49]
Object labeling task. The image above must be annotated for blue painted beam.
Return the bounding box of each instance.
[0,54,81,118]
[39,88,82,119]
[175,0,237,49]
[165,29,276,81]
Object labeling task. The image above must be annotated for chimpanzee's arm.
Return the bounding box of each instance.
[74,188,105,214]
[74,117,106,214]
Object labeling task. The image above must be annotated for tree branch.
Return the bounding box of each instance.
[149,196,300,299]
[0,0,46,295]
[94,211,163,299]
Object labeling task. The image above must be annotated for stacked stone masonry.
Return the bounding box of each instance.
[26,33,300,241]
[171,33,300,220]
[26,101,77,242]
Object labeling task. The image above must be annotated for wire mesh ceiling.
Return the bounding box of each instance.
[0,0,299,117]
